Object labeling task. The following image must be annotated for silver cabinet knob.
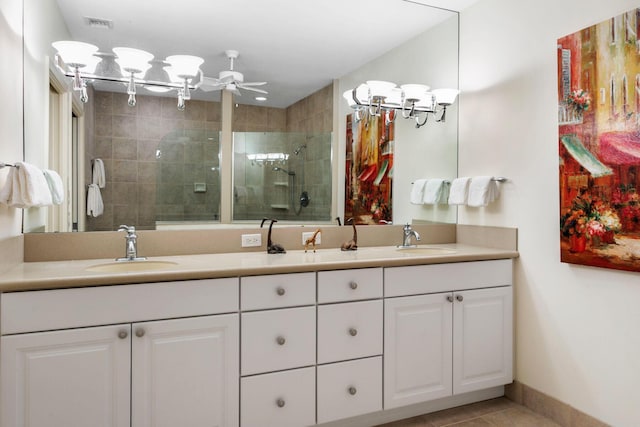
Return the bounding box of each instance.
[348,328,358,337]
[349,281,358,290]
[276,398,286,408]
[456,294,464,302]
[348,386,357,395]
[118,330,128,339]
[446,295,454,303]
[276,336,286,346]
[276,287,286,296]
[135,328,145,338]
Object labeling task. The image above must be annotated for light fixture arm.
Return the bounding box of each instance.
[414,113,429,128]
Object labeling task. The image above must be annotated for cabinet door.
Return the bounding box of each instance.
[384,294,453,409]
[131,314,239,427]
[1,324,131,427]
[453,286,513,394]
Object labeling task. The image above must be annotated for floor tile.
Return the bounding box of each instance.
[480,407,561,427]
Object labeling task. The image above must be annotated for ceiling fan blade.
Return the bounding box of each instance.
[239,85,268,94]
[199,76,226,91]
[239,81,267,87]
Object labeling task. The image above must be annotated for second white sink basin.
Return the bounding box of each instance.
[85,260,178,273]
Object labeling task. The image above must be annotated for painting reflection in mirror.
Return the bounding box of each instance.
[345,112,394,225]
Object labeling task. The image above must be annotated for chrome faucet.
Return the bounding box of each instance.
[399,223,421,248]
[116,225,146,261]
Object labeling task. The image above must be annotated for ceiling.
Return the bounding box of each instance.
[54,0,479,108]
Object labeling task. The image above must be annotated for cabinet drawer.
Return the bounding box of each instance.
[317,356,382,424]
[241,272,315,311]
[241,367,315,427]
[384,259,513,297]
[317,300,382,364]
[241,306,316,375]
[1,278,239,335]
[318,268,383,303]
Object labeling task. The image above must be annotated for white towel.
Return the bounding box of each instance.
[467,176,500,207]
[92,159,105,188]
[422,179,447,205]
[410,179,427,204]
[0,162,52,208]
[43,169,65,205]
[448,177,471,205]
[87,184,104,217]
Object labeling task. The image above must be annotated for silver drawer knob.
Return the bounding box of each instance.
[276,336,286,346]
[348,386,357,396]
[348,328,358,337]
[446,295,454,303]
[135,328,145,338]
[118,330,128,339]
[276,398,286,408]
[349,281,358,290]
[456,294,464,302]
[276,287,286,296]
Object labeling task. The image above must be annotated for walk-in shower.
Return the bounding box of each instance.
[273,164,309,215]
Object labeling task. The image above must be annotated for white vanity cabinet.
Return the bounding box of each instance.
[384,260,513,410]
[0,278,240,427]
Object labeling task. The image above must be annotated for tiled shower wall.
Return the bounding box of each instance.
[85,83,333,231]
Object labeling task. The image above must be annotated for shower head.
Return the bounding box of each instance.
[293,144,307,155]
[273,166,295,176]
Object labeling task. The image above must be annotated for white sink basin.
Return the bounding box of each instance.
[85,260,178,273]
[396,246,457,255]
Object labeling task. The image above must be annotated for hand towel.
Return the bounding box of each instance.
[410,179,427,204]
[448,177,471,205]
[0,162,52,208]
[422,179,447,205]
[467,176,500,207]
[43,169,65,205]
[87,183,104,217]
[92,159,105,188]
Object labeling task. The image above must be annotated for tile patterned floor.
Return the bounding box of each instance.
[374,397,561,427]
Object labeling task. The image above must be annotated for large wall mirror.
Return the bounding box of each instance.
[22,0,459,233]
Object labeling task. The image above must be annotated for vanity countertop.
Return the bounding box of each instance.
[0,244,518,292]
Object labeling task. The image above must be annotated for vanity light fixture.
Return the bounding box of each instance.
[52,40,204,110]
[343,80,459,128]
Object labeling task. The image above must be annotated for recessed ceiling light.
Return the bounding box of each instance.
[255,96,267,102]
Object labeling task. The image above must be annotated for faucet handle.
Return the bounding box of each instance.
[118,225,135,234]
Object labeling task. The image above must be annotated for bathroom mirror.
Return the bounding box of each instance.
[22,0,459,232]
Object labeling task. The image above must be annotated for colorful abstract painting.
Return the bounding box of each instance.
[558,9,640,272]
[344,111,394,225]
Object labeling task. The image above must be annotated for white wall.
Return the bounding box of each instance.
[0,0,23,239]
[337,16,459,225]
[459,0,640,425]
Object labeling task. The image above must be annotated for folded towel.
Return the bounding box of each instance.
[92,159,105,188]
[448,177,471,205]
[0,162,53,208]
[423,179,448,205]
[467,176,500,207]
[43,169,65,205]
[87,184,104,217]
[410,179,427,204]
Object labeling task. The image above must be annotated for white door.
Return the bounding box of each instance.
[453,286,513,394]
[1,324,131,427]
[384,293,453,409]
[131,314,239,427]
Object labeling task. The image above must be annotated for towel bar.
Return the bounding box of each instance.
[411,177,508,185]
[0,162,18,169]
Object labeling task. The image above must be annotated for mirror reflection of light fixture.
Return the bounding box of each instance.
[52,40,205,110]
[343,81,459,128]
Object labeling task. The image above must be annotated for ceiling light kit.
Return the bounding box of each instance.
[343,81,459,128]
[51,42,266,110]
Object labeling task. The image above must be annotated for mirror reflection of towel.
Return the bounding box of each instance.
[410,179,427,204]
[43,169,65,205]
[87,184,104,217]
[423,179,448,205]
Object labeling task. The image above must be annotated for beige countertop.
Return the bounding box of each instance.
[0,244,518,292]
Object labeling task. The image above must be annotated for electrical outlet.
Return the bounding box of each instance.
[302,231,321,245]
[241,234,262,247]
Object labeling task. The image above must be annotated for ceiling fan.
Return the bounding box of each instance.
[200,50,267,96]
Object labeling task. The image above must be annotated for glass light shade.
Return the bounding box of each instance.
[113,47,153,74]
[384,88,403,107]
[342,85,369,107]
[366,80,396,100]
[81,55,101,74]
[165,55,204,78]
[52,41,98,67]
[401,84,430,102]
[93,53,123,79]
[432,88,460,105]
[143,60,173,93]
